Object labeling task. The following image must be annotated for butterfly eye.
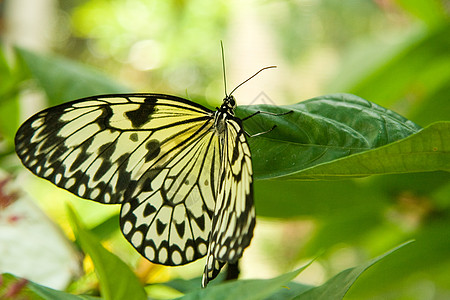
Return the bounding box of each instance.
[228,96,236,108]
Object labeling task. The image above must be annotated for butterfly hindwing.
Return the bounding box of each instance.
[202,117,255,287]
[119,123,221,265]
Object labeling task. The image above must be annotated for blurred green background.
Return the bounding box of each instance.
[1,0,449,299]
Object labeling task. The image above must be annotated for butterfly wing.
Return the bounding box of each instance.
[202,117,255,287]
[15,94,220,265]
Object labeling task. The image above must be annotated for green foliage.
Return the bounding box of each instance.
[0,273,100,300]
[16,48,130,105]
[327,20,450,127]
[0,48,26,146]
[4,45,448,299]
[237,94,441,180]
[265,121,447,180]
[0,242,412,299]
[175,263,309,300]
[66,206,147,300]
[395,0,448,27]
[290,242,413,300]
[1,0,449,299]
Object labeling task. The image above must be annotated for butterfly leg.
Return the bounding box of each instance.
[243,109,292,137]
[244,125,277,138]
[241,109,293,121]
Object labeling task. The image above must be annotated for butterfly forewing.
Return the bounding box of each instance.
[15,94,212,204]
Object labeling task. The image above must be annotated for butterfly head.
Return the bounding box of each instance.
[219,95,236,114]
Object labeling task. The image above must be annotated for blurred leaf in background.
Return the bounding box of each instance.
[1,0,449,299]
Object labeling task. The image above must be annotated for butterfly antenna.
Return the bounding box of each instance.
[229,65,277,96]
[221,41,228,96]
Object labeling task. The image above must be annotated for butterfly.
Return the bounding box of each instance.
[14,64,284,287]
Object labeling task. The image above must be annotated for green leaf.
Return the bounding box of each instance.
[15,48,130,105]
[286,121,449,180]
[345,218,450,298]
[0,45,25,98]
[89,213,121,241]
[264,282,313,300]
[176,261,312,300]
[0,273,99,300]
[236,93,424,180]
[0,46,25,146]
[66,206,147,300]
[291,241,414,300]
[163,274,222,294]
[176,242,411,300]
[163,277,204,294]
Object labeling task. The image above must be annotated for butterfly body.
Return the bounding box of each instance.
[15,93,254,287]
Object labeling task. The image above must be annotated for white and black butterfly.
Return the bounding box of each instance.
[14,64,286,287]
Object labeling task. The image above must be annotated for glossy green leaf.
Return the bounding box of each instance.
[291,241,414,300]
[67,206,147,300]
[236,93,424,180]
[285,121,449,180]
[0,273,99,300]
[176,261,311,300]
[15,48,130,105]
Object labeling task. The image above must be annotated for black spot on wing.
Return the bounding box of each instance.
[134,168,163,195]
[175,222,185,237]
[144,203,157,216]
[195,215,205,231]
[157,218,167,235]
[232,140,240,163]
[125,97,158,128]
[130,133,138,142]
[141,176,153,192]
[145,139,161,162]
